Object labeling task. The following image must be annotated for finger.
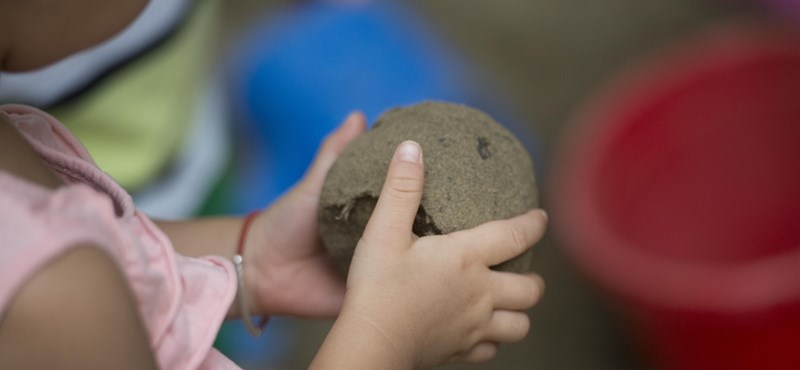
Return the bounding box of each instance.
[491,272,544,310]
[297,111,367,196]
[484,310,531,343]
[454,209,547,267]
[361,141,424,248]
[457,341,498,364]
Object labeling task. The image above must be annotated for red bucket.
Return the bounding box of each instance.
[551,24,800,370]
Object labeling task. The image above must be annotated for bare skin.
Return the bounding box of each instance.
[0,1,547,368]
[0,246,159,370]
[0,0,149,71]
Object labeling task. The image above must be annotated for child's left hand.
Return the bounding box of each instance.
[242,112,366,318]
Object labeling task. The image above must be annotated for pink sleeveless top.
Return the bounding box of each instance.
[0,104,240,370]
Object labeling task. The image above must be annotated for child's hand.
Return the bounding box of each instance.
[314,141,546,369]
[242,112,366,318]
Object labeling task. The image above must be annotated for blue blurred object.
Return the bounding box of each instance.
[225,0,537,214]
[214,318,293,369]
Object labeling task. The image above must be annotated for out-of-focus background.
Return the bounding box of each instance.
[3,0,795,368]
[211,1,799,369]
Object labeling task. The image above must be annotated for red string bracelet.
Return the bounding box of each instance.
[233,210,269,336]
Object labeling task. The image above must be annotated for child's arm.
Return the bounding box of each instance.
[156,217,241,259]
[0,245,159,369]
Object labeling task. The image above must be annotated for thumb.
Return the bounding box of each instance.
[361,141,425,248]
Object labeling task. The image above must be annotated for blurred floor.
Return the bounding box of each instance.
[219,0,762,368]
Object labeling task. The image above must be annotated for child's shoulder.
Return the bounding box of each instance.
[0,111,61,188]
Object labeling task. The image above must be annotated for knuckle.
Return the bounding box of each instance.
[387,174,423,197]
[507,225,530,256]
[474,294,494,316]
[466,327,483,349]
[436,234,474,271]
[467,344,497,363]
[456,249,476,273]
[509,315,531,342]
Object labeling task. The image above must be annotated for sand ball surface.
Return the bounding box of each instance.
[318,101,538,276]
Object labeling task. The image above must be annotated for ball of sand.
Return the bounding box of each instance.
[318,101,538,276]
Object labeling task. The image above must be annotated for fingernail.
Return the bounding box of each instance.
[536,209,548,222]
[394,140,422,164]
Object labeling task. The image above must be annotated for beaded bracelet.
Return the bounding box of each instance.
[233,210,269,336]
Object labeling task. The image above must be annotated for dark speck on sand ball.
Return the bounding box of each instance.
[318,101,538,276]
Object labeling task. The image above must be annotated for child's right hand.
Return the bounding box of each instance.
[313,141,546,369]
